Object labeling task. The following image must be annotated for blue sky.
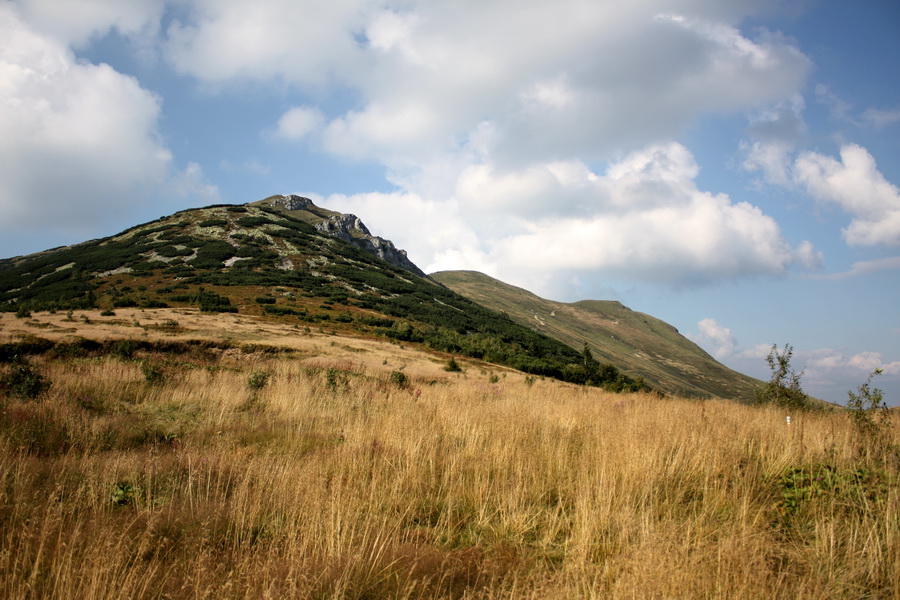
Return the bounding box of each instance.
[2,0,899,405]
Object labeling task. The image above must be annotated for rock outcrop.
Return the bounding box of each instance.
[261,195,428,278]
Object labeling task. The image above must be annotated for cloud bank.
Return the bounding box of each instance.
[0,2,216,242]
[3,0,825,292]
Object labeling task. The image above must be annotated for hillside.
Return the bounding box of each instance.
[0,197,644,391]
[2,309,895,598]
[431,270,763,401]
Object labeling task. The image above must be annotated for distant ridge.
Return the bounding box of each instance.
[431,270,763,401]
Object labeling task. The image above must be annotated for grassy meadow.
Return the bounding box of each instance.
[1,310,898,599]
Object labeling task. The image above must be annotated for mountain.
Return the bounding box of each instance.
[250,195,427,277]
[0,196,646,392]
[431,270,762,401]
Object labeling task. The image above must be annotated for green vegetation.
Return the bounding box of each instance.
[0,201,654,392]
[0,358,51,399]
[755,344,811,409]
[847,369,893,458]
[432,270,762,401]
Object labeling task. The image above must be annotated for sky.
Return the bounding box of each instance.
[2,0,899,406]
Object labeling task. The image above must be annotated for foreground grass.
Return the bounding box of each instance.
[0,321,898,598]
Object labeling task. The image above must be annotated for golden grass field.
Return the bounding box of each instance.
[1,310,898,599]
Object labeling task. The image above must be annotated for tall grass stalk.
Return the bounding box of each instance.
[0,349,896,598]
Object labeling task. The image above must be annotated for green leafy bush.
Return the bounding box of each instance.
[755,344,810,409]
[847,369,892,455]
[444,357,463,373]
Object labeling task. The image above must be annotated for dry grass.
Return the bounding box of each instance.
[0,311,898,599]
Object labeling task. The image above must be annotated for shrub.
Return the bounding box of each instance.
[389,370,410,388]
[847,369,892,454]
[444,357,463,373]
[15,305,31,319]
[113,297,138,308]
[248,370,269,390]
[1,360,51,399]
[755,344,810,410]
[141,361,166,385]
[112,339,140,360]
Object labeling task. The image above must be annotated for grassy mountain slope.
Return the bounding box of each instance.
[431,270,763,401]
[0,199,645,391]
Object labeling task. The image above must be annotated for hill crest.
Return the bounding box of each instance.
[430,270,761,400]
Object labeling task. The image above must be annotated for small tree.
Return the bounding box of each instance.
[847,368,890,445]
[755,344,809,409]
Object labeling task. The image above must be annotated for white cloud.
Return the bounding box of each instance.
[691,318,738,358]
[794,144,900,246]
[168,162,219,200]
[861,107,900,129]
[161,1,810,168]
[12,0,166,46]
[482,143,813,285]
[321,142,817,291]
[804,348,900,380]
[272,106,324,141]
[163,0,366,86]
[814,256,900,280]
[0,4,174,234]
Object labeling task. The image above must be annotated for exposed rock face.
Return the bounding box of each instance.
[264,194,427,278]
[268,195,316,211]
[316,214,427,278]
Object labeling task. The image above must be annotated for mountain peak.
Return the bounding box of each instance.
[251,194,426,277]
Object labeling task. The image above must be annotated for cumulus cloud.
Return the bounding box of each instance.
[691,318,738,358]
[479,144,815,285]
[0,4,173,234]
[805,348,900,380]
[163,0,366,86]
[325,143,818,291]
[12,0,166,46]
[794,144,900,246]
[166,0,809,168]
[272,106,325,141]
[741,99,900,249]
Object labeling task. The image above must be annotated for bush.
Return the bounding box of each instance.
[1,360,51,399]
[847,369,891,453]
[444,357,463,373]
[248,370,269,390]
[112,339,140,360]
[755,344,810,410]
[389,370,410,388]
[141,361,166,385]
